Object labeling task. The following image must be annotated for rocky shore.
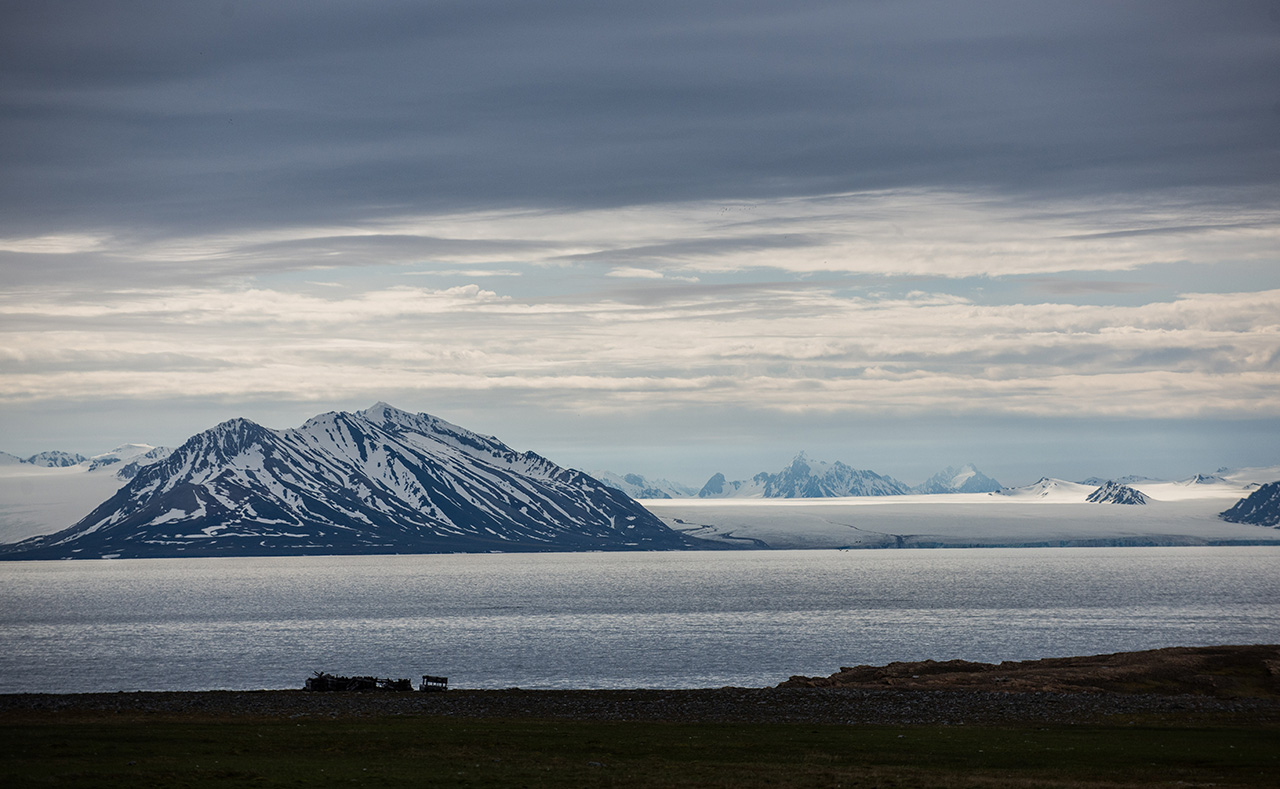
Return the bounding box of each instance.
[3,685,1277,727]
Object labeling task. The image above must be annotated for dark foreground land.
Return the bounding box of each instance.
[4,645,1280,788]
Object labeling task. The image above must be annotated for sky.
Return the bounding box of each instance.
[1,1,1278,488]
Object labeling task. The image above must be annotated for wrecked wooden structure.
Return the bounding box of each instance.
[419,674,448,692]
[304,671,417,692]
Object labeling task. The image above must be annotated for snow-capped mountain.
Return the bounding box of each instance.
[1219,481,1280,528]
[1,403,696,559]
[1179,473,1230,486]
[697,453,910,498]
[913,464,1002,494]
[594,471,698,499]
[23,451,87,468]
[1085,481,1151,505]
[87,443,173,479]
[1080,474,1163,487]
[996,477,1095,501]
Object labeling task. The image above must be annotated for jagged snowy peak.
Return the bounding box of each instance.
[997,478,1094,502]
[23,451,87,468]
[1085,481,1151,505]
[698,453,910,499]
[0,452,24,466]
[1,403,695,559]
[914,464,1002,494]
[1219,481,1280,528]
[595,471,698,500]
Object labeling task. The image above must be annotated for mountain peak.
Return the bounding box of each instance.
[359,401,410,423]
[913,463,1001,494]
[1086,480,1151,505]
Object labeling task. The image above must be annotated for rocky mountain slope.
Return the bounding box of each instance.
[0,403,698,559]
[1219,481,1280,527]
[1086,480,1151,505]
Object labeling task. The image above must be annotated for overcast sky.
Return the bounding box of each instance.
[2,1,1278,486]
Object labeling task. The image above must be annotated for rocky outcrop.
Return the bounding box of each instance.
[1086,480,1150,505]
[779,645,1280,697]
[1220,481,1280,527]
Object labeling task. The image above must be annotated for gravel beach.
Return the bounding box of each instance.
[4,685,1278,727]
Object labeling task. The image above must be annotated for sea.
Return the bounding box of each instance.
[1,546,1277,694]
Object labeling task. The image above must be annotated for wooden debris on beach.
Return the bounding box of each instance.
[304,672,415,692]
[419,674,448,692]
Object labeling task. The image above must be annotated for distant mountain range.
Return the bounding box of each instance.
[591,471,699,500]
[599,456,1001,499]
[0,404,700,560]
[696,453,914,498]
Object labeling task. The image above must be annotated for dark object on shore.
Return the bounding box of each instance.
[779,644,1280,697]
[419,674,448,692]
[304,672,414,692]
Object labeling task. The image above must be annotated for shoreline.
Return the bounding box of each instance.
[6,645,1278,728]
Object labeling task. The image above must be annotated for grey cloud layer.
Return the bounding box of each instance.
[3,1,1277,239]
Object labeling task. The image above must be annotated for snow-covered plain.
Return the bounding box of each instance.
[0,464,128,543]
[0,444,169,543]
[644,467,1280,549]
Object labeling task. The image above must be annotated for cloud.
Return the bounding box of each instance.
[2,279,1276,419]
[606,267,665,279]
[4,189,1275,291]
[2,2,1277,240]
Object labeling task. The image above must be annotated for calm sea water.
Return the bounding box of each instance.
[1,547,1277,694]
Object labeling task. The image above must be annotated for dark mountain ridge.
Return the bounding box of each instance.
[1219,481,1280,528]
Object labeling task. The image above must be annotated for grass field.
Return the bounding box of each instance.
[5,715,1278,788]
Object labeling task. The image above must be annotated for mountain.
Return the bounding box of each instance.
[996,477,1095,502]
[697,453,910,498]
[1085,480,1151,505]
[1179,473,1230,486]
[0,403,698,560]
[1080,474,1162,487]
[86,443,173,478]
[913,464,1002,494]
[1219,481,1280,527]
[698,471,764,498]
[0,451,23,466]
[23,451,87,468]
[593,471,698,499]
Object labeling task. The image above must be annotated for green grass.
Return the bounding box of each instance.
[4,717,1278,788]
